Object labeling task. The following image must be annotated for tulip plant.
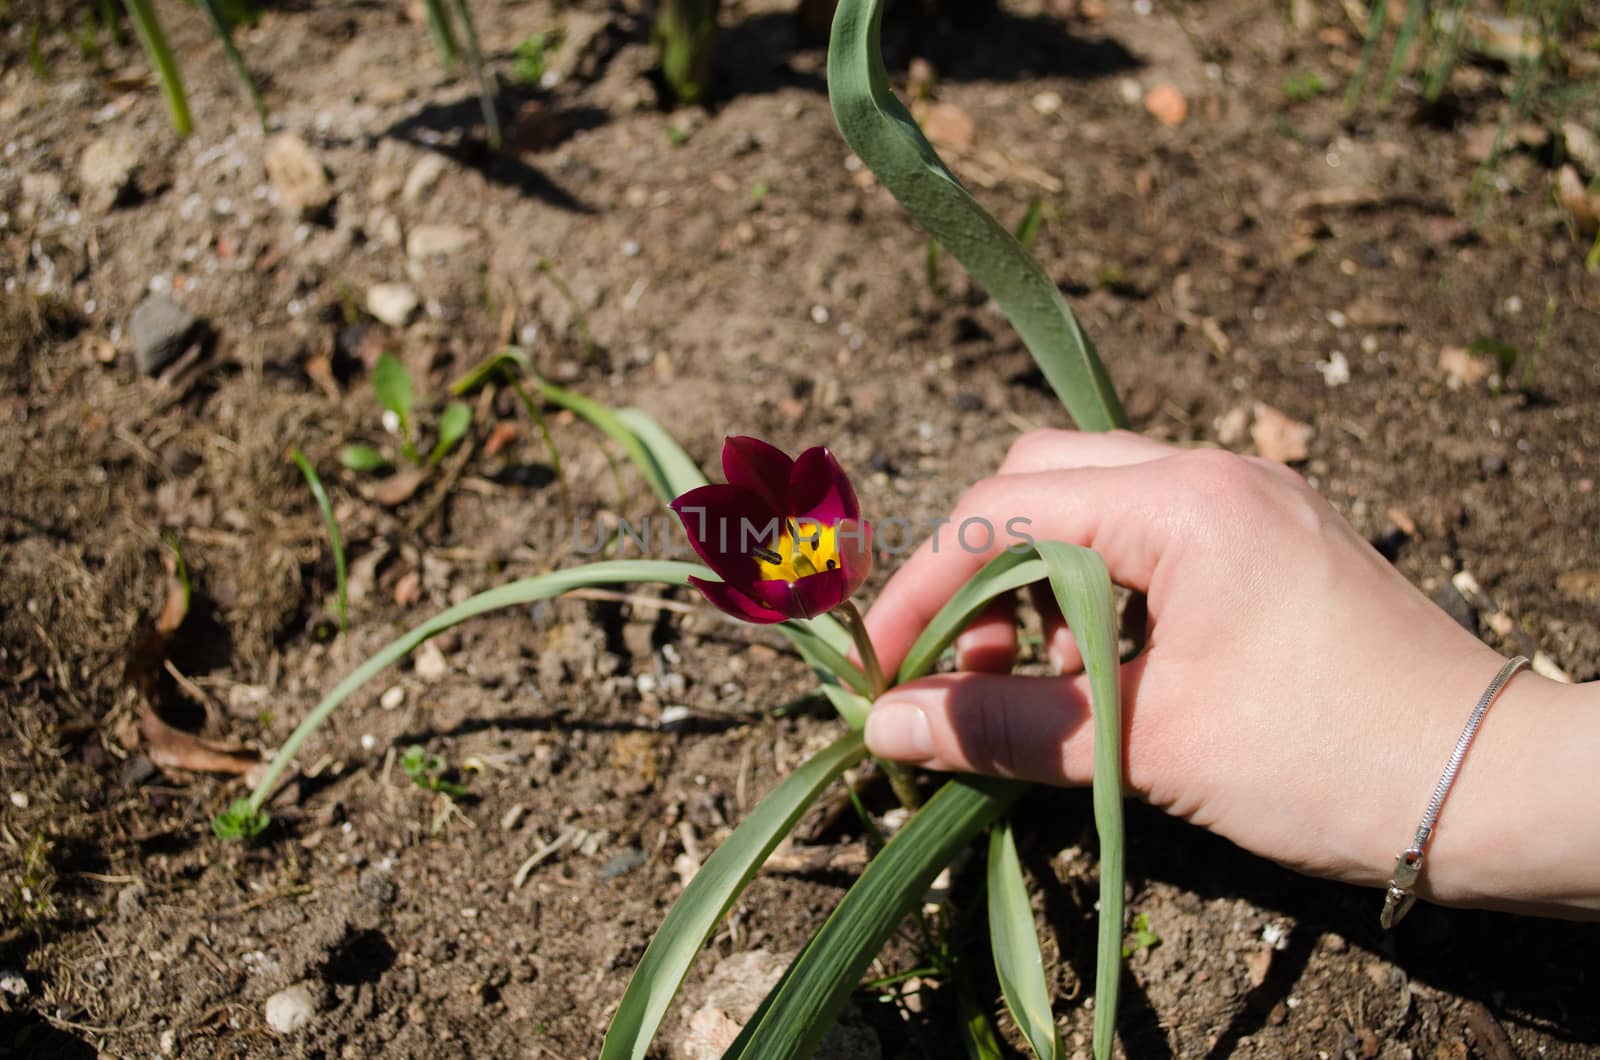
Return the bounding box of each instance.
[217,0,1134,1056]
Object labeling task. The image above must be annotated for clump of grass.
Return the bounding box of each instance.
[8,830,58,928]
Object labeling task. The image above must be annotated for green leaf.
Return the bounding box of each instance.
[227,560,714,825]
[827,0,1125,432]
[818,684,871,730]
[779,619,870,697]
[212,798,268,840]
[614,407,709,498]
[430,401,473,465]
[896,551,1045,684]
[372,352,415,435]
[600,731,867,1060]
[727,776,1025,1059]
[420,0,458,64]
[1035,541,1123,1060]
[339,444,389,472]
[988,820,1064,1060]
[291,448,349,633]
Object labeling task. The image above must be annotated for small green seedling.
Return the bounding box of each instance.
[212,798,269,841]
[1282,70,1327,103]
[1122,912,1161,958]
[400,745,468,798]
[291,448,349,634]
[512,30,561,84]
[341,352,474,473]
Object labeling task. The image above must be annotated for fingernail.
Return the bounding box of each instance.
[865,699,934,761]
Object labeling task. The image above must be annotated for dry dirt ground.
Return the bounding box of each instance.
[3,1,1599,1057]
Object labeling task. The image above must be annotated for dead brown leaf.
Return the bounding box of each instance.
[138,706,265,782]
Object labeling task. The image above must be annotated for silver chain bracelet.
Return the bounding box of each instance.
[1380,655,1529,929]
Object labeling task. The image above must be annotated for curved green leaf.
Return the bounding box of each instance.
[231,560,712,821]
[819,684,871,730]
[1035,542,1123,1060]
[615,407,709,498]
[290,448,348,633]
[728,776,1026,1059]
[827,0,1125,432]
[896,551,1045,684]
[600,731,868,1060]
[988,820,1063,1060]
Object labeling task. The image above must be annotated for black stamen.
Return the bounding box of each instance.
[752,546,783,565]
[826,560,837,570]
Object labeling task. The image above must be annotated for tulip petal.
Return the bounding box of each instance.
[687,576,788,624]
[788,447,860,525]
[833,518,874,597]
[722,436,794,516]
[670,484,782,585]
[746,569,851,621]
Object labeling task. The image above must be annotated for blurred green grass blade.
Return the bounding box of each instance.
[1378,0,1427,107]
[1424,0,1469,100]
[1014,197,1045,252]
[233,560,712,820]
[728,776,1027,1059]
[828,0,1125,432]
[897,552,1045,683]
[1344,0,1390,112]
[988,820,1064,1060]
[123,0,192,135]
[600,731,867,1060]
[196,0,267,127]
[1035,541,1123,1060]
[421,0,458,65]
[448,0,501,148]
[290,448,348,634]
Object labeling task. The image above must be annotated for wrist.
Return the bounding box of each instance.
[1415,665,1600,918]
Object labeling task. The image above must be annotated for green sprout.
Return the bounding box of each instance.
[1122,912,1162,958]
[400,745,468,799]
[1282,70,1327,103]
[341,352,474,473]
[512,31,561,85]
[212,798,269,841]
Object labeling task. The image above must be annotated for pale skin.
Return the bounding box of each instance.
[861,430,1600,919]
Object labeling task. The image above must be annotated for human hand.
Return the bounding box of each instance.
[863,431,1594,915]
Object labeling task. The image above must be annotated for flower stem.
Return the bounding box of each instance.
[836,601,922,809]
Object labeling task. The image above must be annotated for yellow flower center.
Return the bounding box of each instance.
[753,521,840,582]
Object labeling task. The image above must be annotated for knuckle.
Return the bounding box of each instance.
[1171,447,1260,502]
[1002,429,1063,469]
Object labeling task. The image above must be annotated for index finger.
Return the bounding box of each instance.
[864,459,1183,680]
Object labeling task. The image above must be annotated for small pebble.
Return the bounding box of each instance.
[414,641,448,682]
[0,971,28,997]
[367,282,420,327]
[8,791,27,809]
[265,983,317,1034]
[380,685,406,710]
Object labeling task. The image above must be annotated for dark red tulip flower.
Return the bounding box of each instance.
[670,437,873,624]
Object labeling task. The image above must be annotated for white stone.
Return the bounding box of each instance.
[406,223,474,259]
[264,983,317,1034]
[414,640,448,682]
[366,282,419,327]
[403,154,448,203]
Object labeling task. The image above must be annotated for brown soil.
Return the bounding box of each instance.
[3,1,1599,1058]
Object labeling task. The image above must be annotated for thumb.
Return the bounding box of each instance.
[865,672,1100,787]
